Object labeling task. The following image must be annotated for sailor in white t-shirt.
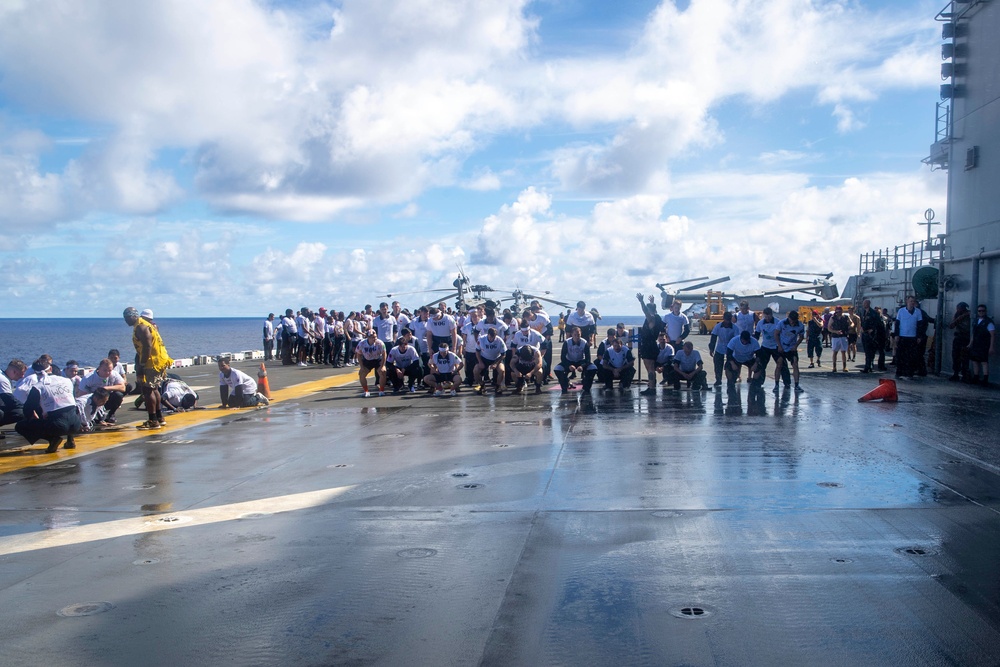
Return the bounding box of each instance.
[662,300,691,348]
[528,301,555,382]
[426,304,458,354]
[372,302,398,345]
[527,303,550,336]
[218,358,264,408]
[478,307,503,338]
[511,321,544,353]
[14,359,81,453]
[391,301,410,333]
[424,343,464,396]
[263,313,276,361]
[409,306,430,359]
[13,367,46,407]
[77,358,127,423]
[474,327,508,394]
[734,300,756,335]
[160,378,199,412]
[295,308,310,366]
[76,388,111,432]
[356,329,388,397]
[386,338,422,394]
[459,309,483,387]
[0,359,27,428]
[566,301,597,345]
[670,342,707,391]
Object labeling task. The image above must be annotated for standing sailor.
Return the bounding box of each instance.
[124,307,173,430]
[263,313,275,361]
[566,301,597,345]
[708,311,738,388]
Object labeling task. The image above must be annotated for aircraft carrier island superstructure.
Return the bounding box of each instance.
[927,0,999,375]
[849,0,999,376]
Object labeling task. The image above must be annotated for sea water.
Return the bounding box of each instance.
[0,318,262,368]
[0,316,647,369]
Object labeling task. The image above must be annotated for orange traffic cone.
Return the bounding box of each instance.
[858,378,897,403]
[257,362,271,399]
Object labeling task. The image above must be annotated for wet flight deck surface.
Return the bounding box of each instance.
[1,364,999,666]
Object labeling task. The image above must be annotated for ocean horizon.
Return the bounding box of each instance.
[0,315,646,369]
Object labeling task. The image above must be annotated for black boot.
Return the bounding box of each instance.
[554,370,569,392]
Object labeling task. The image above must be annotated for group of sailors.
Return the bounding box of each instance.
[0,306,207,453]
[0,348,197,453]
[0,307,204,453]
[345,299,602,397]
[311,296,814,399]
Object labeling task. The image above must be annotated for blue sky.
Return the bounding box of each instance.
[0,0,947,316]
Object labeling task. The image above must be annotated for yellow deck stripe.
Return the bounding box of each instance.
[0,371,360,475]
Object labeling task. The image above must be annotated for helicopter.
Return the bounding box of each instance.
[655,276,732,310]
[754,272,840,301]
[382,267,571,314]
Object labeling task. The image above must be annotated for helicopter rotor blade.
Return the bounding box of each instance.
[521,293,572,309]
[752,285,826,297]
[757,274,815,286]
[418,292,461,310]
[655,276,710,290]
[381,288,457,298]
[779,271,834,279]
[675,276,731,293]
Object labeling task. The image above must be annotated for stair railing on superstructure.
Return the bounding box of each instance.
[858,240,937,275]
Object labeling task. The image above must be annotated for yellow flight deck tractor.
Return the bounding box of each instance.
[697,291,729,334]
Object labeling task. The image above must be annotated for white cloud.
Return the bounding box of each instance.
[0,1,953,316]
[464,168,502,191]
[0,0,941,225]
[0,164,945,317]
[538,0,938,193]
[394,203,420,218]
[757,150,815,166]
[0,152,68,226]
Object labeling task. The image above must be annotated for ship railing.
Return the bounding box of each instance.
[936,0,989,22]
[858,240,936,274]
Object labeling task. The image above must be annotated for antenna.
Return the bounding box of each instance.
[918,208,940,251]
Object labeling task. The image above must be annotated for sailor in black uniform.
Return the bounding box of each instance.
[554,326,597,394]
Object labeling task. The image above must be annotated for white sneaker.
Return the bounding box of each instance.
[298,362,307,367]
[256,393,269,406]
[364,391,370,398]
